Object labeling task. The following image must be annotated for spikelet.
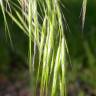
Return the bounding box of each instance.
[20,0,28,16]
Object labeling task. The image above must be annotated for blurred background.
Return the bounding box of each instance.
[0,0,96,96]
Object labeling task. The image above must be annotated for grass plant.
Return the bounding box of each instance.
[0,0,87,96]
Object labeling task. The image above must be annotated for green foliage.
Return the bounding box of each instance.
[0,0,66,95]
[1,0,96,95]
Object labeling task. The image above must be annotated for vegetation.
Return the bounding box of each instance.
[0,0,96,96]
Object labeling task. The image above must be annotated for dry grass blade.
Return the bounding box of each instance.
[82,0,87,32]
